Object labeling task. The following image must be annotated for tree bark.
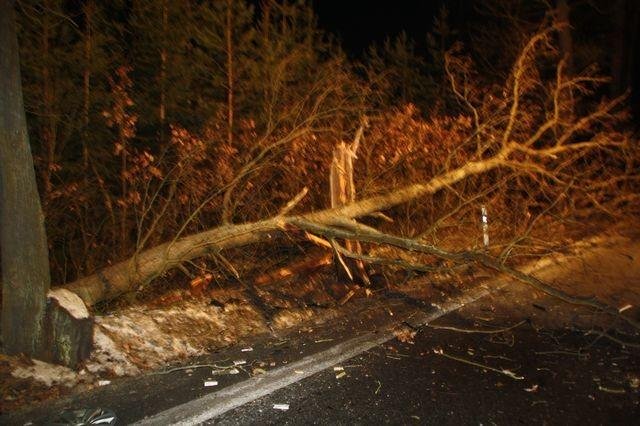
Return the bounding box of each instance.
[0,0,51,356]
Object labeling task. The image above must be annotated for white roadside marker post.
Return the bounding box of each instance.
[481,205,489,248]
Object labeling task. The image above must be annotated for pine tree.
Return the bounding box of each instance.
[364,32,432,111]
[129,0,197,141]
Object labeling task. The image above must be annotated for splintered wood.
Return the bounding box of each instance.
[190,273,213,295]
[329,131,370,285]
[254,252,332,286]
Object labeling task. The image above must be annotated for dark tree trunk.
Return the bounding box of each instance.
[226,0,234,148]
[556,0,573,74]
[611,0,627,96]
[0,0,51,356]
[1,1,93,367]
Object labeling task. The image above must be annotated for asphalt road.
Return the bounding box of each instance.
[4,280,639,425]
[3,283,494,425]
[209,318,640,425]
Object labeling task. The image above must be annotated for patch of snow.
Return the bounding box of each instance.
[47,288,89,319]
[82,298,310,375]
[85,327,140,376]
[12,359,79,387]
[272,308,314,329]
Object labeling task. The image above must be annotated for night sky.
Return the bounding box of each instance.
[313,0,471,55]
[312,0,640,114]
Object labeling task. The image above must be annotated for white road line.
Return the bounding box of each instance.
[134,282,502,426]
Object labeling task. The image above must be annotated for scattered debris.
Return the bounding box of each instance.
[393,326,416,344]
[190,274,213,295]
[427,319,527,334]
[627,374,639,389]
[241,347,254,352]
[433,348,524,380]
[273,404,290,411]
[204,381,218,387]
[233,360,247,366]
[314,338,334,343]
[597,385,626,394]
[333,366,344,372]
[335,371,346,379]
[531,400,548,406]
[339,289,356,305]
[532,303,547,312]
[211,366,242,376]
[524,384,539,392]
[252,368,267,375]
[485,355,515,362]
[618,304,632,313]
[294,370,304,374]
[11,359,79,388]
[152,363,221,376]
[535,350,589,360]
[375,380,382,394]
[97,380,111,386]
[51,408,117,425]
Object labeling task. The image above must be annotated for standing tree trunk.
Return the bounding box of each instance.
[225,0,234,147]
[81,1,94,272]
[556,0,573,74]
[1,1,93,367]
[159,0,168,145]
[556,0,574,122]
[0,0,51,357]
[39,0,57,204]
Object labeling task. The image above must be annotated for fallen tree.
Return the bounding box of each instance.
[62,153,509,305]
[61,21,636,345]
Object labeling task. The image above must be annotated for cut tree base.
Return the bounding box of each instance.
[43,289,94,368]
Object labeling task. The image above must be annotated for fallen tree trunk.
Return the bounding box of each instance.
[62,158,502,306]
[286,217,640,331]
[61,23,628,310]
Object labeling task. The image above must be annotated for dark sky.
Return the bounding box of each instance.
[312,0,472,55]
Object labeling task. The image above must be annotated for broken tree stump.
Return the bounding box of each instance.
[43,289,93,368]
[329,127,370,285]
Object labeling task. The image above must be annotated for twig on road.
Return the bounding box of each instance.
[433,348,524,380]
[584,329,640,349]
[427,319,529,334]
[598,385,626,394]
[150,362,230,375]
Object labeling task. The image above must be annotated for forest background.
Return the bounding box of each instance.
[9,0,639,304]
